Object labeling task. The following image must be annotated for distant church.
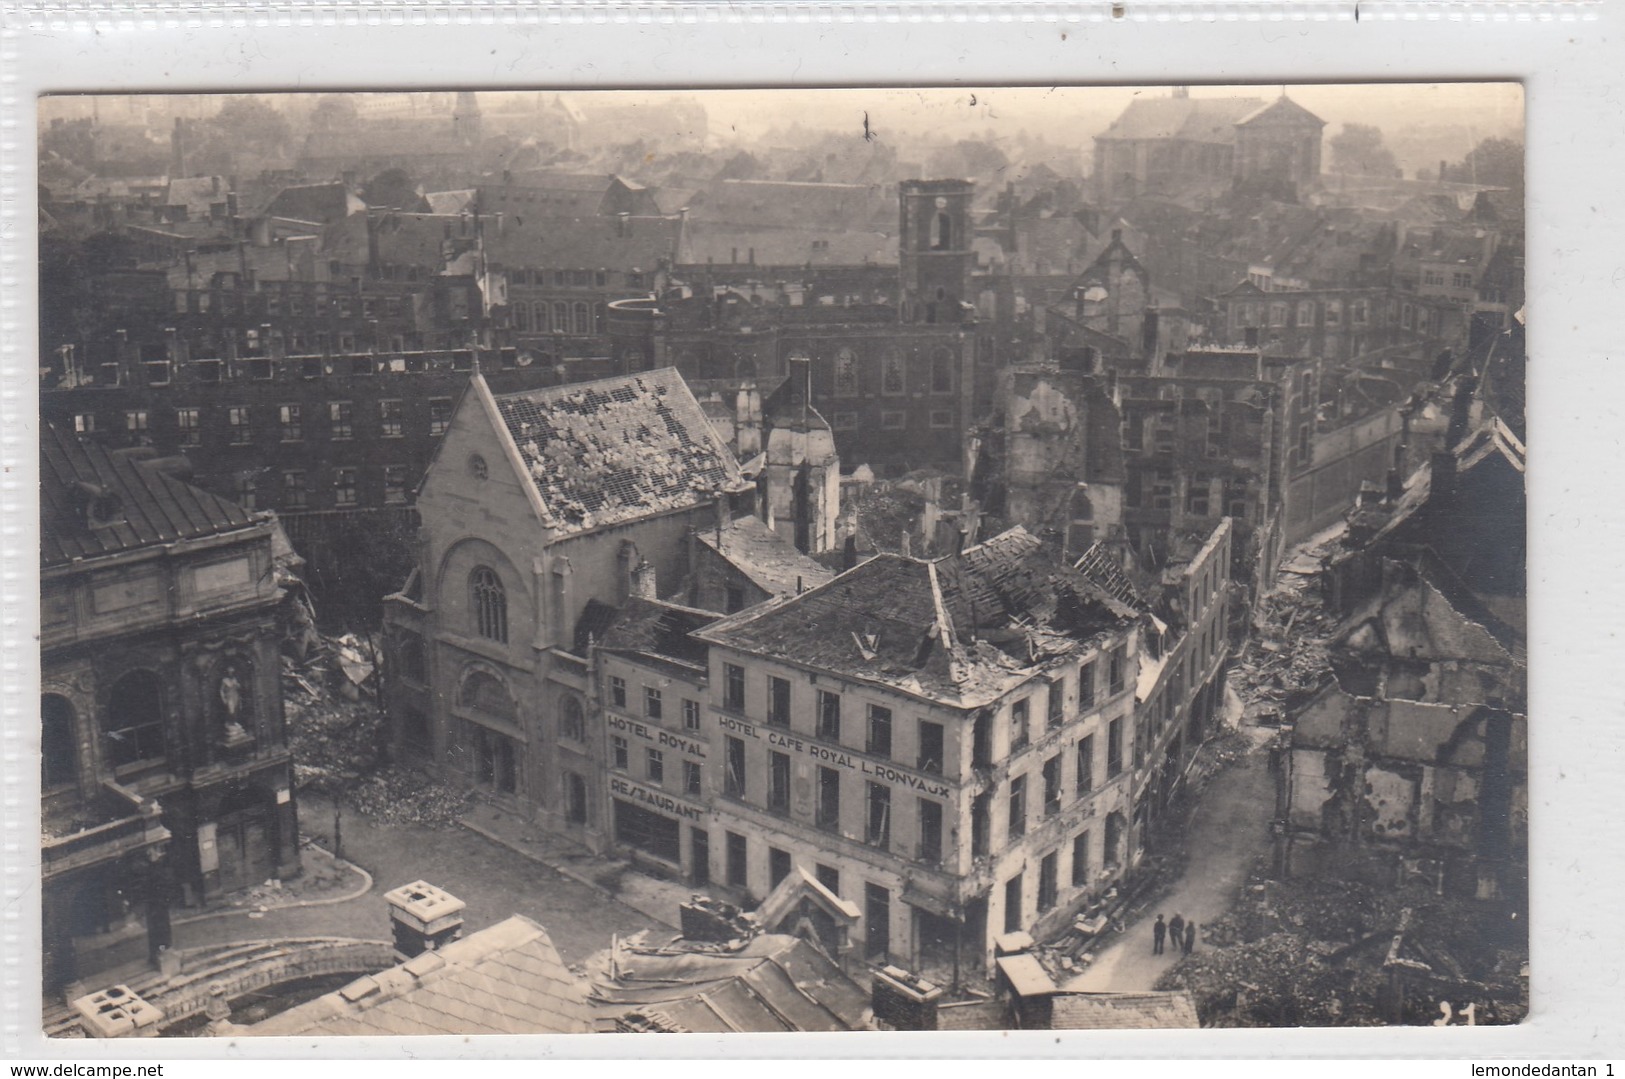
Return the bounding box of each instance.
[1092,87,1325,203]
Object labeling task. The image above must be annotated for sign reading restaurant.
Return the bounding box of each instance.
[609,776,707,821]
[716,713,951,799]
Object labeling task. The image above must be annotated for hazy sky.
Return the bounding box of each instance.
[39,82,1523,158]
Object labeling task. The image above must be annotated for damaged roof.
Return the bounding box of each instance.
[249,915,592,1037]
[698,527,1139,707]
[489,368,749,537]
[41,427,261,569]
[597,597,718,669]
[1335,562,1514,667]
[697,516,836,599]
[588,933,871,1033]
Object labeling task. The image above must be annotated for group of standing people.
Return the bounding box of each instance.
[1152,913,1196,956]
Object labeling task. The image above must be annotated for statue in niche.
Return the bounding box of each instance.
[218,664,251,745]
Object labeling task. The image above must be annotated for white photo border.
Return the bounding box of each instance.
[3,0,1619,1061]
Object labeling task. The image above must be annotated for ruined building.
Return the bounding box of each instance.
[692,527,1146,977]
[1276,343,1527,901]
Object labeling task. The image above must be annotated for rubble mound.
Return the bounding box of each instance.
[345,766,473,828]
[1156,871,1528,1027]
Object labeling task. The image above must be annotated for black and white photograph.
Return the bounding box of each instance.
[34,81,1528,1038]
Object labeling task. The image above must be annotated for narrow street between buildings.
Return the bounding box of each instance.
[1063,705,1276,992]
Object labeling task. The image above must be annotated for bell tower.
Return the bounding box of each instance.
[898,179,975,325]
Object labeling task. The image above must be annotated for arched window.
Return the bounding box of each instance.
[880,350,906,395]
[833,348,858,397]
[471,567,508,644]
[533,302,550,333]
[460,668,516,720]
[559,695,586,742]
[103,670,166,769]
[564,771,588,824]
[41,694,78,789]
[572,301,591,336]
[513,303,531,331]
[552,301,570,333]
[934,212,951,250]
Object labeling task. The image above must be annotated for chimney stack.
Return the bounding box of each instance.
[872,967,944,1031]
[73,985,164,1038]
[383,881,465,961]
[632,559,658,600]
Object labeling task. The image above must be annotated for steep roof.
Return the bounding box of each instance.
[163,176,226,217]
[1236,95,1327,129]
[489,368,748,537]
[262,182,365,225]
[1097,96,1265,145]
[249,915,592,1037]
[41,427,260,569]
[588,933,871,1033]
[697,516,836,599]
[699,527,1138,706]
[1048,990,1201,1029]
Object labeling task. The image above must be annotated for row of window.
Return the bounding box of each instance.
[1422,270,1475,289]
[1122,468,1250,517]
[1232,297,1372,330]
[254,465,412,510]
[715,834,894,959]
[831,409,956,432]
[171,288,410,321]
[829,346,955,398]
[1234,296,1446,336]
[1003,827,1110,932]
[610,735,706,798]
[717,735,944,862]
[76,399,453,446]
[506,268,614,288]
[508,300,601,336]
[606,676,704,733]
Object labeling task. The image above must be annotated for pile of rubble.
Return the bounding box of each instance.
[1232,561,1341,726]
[343,766,472,827]
[1155,868,1529,1026]
[283,631,384,794]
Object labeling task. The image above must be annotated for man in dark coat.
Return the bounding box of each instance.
[1183,920,1197,955]
[1168,913,1185,952]
[1152,914,1166,955]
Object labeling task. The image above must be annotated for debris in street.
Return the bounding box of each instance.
[343,766,473,827]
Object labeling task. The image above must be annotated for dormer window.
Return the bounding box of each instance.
[87,491,123,529]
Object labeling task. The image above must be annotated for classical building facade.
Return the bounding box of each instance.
[41,427,297,995]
